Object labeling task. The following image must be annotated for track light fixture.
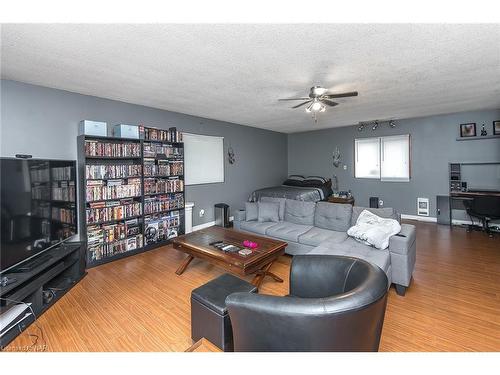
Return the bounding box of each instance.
[358,123,364,131]
[372,120,379,131]
[389,120,396,128]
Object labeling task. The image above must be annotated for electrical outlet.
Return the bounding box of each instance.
[199,209,205,218]
[379,199,384,207]
[343,165,347,170]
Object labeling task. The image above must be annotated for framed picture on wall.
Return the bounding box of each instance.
[459,123,476,138]
[493,120,500,135]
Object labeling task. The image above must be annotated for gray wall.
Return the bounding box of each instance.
[288,109,500,217]
[1,80,288,226]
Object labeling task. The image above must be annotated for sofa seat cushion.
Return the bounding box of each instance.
[298,227,348,247]
[309,238,390,274]
[240,220,279,235]
[284,199,316,225]
[266,222,313,242]
[314,202,352,232]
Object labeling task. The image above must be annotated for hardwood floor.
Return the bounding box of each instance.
[6,221,500,351]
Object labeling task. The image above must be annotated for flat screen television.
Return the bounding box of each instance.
[0,158,78,273]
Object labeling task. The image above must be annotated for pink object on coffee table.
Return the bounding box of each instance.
[243,240,259,249]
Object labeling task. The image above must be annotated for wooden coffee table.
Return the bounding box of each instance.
[171,226,287,288]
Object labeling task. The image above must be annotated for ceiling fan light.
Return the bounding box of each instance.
[311,101,323,111]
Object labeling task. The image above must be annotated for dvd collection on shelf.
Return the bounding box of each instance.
[85,164,142,179]
[141,126,182,142]
[87,218,143,261]
[86,199,142,224]
[144,193,184,214]
[143,160,183,176]
[144,211,181,245]
[143,143,183,158]
[85,140,141,157]
[86,178,142,202]
[144,177,184,195]
[80,125,184,266]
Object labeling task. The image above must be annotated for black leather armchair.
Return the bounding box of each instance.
[226,255,388,352]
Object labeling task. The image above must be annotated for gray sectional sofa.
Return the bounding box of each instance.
[233,198,416,296]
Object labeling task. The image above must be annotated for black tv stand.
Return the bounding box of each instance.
[8,254,53,273]
[0,242,86,349]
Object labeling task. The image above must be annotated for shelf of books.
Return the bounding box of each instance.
[141,126,185,250]
[77,127,184,267]
[78,135,145,267]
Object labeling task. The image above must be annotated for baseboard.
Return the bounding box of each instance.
[192,216,234,232]
[401,214,474,226]
[401,214,437,223]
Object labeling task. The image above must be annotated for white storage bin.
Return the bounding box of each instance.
[113,124,140,139]
[78,120,107,137]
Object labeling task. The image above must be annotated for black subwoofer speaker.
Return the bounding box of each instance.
[369,197,379,208]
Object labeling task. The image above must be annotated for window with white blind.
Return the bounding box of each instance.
[381,134,410,181]
[354,134,410,182]
[354,138,380,179]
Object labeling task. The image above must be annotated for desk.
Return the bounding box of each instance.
[448,191,500,226]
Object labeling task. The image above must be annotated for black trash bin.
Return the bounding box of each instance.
[215,203,230,228]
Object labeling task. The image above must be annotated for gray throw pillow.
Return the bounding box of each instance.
[257,202,280,223]
[260,196,286,221]
[245,202,258,221]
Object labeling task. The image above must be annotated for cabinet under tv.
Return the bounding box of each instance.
[77,127,185,268]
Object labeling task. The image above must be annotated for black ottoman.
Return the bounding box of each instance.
[191,273,257,351]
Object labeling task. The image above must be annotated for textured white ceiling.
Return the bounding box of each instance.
[1,24,500,133]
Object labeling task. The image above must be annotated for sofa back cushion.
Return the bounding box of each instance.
[257,202,280,223]
[245,202,258,221]
[284,199,316,225]
[351,206,401,226]
[260,196,286,221]
[314,202,352,232]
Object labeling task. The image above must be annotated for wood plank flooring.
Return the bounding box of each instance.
[5,221,500,351]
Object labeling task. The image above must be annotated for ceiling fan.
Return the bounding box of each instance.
[279,86,358,117]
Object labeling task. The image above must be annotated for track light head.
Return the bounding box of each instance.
[358,123,364,131]
[389,120,396,128]
[372,120,379,131]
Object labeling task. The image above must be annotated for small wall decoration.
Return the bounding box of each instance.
[332,147,342,168]
[460,123,476,138]
[494,120,500,135]
[227,146,236,164]
[480,123,487,136]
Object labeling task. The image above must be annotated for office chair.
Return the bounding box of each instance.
[462,196,500,237]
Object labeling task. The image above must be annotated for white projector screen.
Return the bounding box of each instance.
[183,133,224,185]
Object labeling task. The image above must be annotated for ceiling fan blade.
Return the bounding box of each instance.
[279,97,311,101]
[292,100,312,109]
[320,99,338,107]
[324,91,358,99]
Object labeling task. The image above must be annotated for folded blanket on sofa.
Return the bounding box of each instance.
[347,209,401,250]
